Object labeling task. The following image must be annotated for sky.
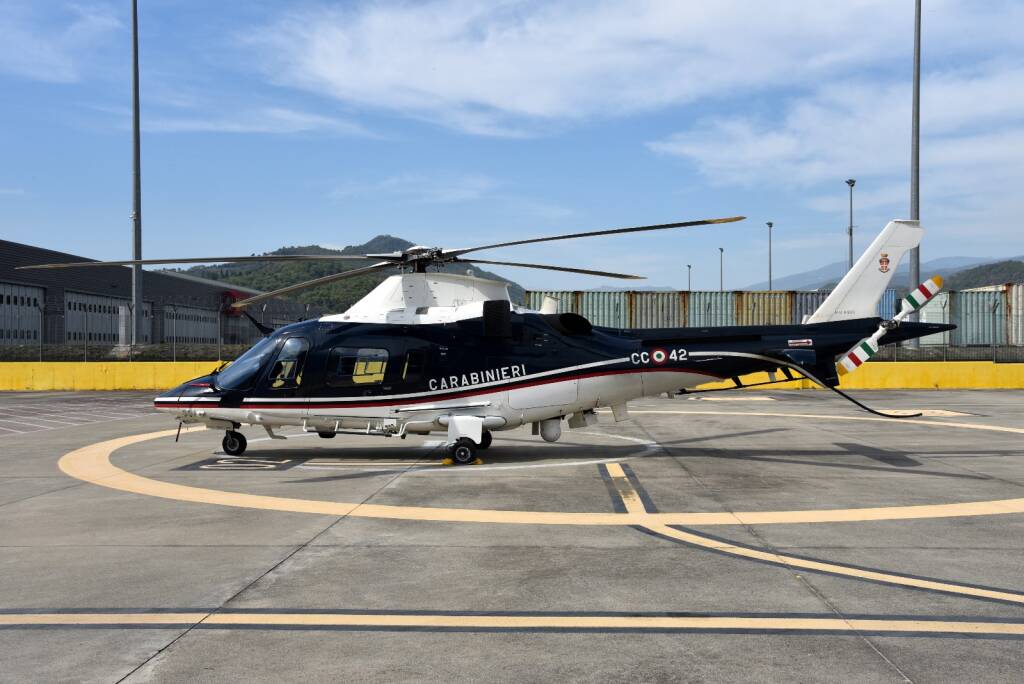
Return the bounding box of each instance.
[1,0,1022,291]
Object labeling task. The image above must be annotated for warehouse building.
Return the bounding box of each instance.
[0,239,316,347]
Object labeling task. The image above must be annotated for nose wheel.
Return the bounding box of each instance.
[222,430,247,456]
[447,438,478,465]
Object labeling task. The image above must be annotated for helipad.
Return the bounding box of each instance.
[2,389,1024,681]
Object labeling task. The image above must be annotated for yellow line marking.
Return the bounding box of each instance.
[2,612,1024,634]
[621,410,1024,437]
[604,463,645,514]
[690,396,775,402]
[642,525,1024,604]
[0,613,207,625]
[58,409,1024,526]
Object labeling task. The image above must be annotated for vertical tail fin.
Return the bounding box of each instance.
[805,220,923,323]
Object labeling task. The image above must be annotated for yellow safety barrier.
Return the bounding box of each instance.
[0,362,222,391]
[696,362,1024,391]
[0,361,1023,392]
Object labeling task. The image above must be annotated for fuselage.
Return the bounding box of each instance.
[154,311,936,437]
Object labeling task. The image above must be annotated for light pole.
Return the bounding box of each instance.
[908,0,922,345]
[845,179,856,271]
[718,248,724,291]
[766,222,773,290]
[169,305,176,363]
[130,0,144,347]
[686,264,692,291]
[36,302,44,362]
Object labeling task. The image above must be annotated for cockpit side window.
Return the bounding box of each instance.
[268,337,309,389]
[214,335,278,391]
[326,347,389,387]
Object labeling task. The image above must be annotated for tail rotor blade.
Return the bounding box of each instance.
[837,335,882,376]
[837,275,945,377]
[894,275,944,322]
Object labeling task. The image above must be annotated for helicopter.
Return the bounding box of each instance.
[21,216,954,464]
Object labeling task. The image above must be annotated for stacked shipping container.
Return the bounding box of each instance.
[525,289,897,329]
[525,285,1024,346]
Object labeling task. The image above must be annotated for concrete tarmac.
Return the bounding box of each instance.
[1,389,1023,682]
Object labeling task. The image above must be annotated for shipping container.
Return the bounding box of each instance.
[628,291,687,328]
[65,291,152,345]
[1008,283,1024,346]
[577,291,629,327]
[524,291,577,315]
[953,289,1006,346]
[877,288,898,320]
[791,290,831,325]
[0,282,44,346]
[917,291,952,345]
[735,291,792,326]
[687,291,736,327]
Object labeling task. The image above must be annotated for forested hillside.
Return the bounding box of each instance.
[944,260,1024,291]
[171,235,525,312]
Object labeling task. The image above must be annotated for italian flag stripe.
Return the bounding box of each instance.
[859,341,875,357]
[904,276,944,312]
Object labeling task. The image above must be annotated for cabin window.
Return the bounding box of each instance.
[268,337,309,389]
[326,347,389,387]
[402,349,425,380]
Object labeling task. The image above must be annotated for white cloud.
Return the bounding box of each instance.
[244,0,1023,136]
[331,173,498,203]
[647,58,1024,256]
[144,106,373,137]
[649,63,1024,188]
[0,2,120,83]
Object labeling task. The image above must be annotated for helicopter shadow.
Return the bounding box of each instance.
[655,429,1011,481]
[285,441,650,484]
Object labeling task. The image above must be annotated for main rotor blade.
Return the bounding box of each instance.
[444,216,745,258]
[16,254,378,270]
[230,262,395,309]
[460,259,644,280]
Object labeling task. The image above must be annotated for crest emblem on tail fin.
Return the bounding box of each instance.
[878,253,890,273]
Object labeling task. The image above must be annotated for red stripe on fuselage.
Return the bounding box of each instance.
[153,366,723,411]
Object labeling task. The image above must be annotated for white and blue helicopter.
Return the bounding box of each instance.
[22,217,952,464]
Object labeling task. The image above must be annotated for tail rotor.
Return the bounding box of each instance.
[835,275,943,376]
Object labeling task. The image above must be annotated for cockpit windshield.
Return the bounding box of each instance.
[213,336,279,391]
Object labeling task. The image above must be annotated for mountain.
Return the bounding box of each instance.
[745,255,1018,291]
[944,260,1024,291]
[171,235,525,312]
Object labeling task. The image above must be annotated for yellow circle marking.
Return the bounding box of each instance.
[59,412,1024,526]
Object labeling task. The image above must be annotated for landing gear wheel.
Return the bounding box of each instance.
[317,432,336,439]
[478,431,493,450]
[448,438,477,465]
[222,430,247,456]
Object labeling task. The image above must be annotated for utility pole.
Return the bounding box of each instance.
[845,179,856,271]
[908,0,922,345]
[766,222,773,289]
[718,248,724,291]
[130,0,144,347]
[686,264,692,291]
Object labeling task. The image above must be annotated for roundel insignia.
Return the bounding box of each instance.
[652,349,667,364]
